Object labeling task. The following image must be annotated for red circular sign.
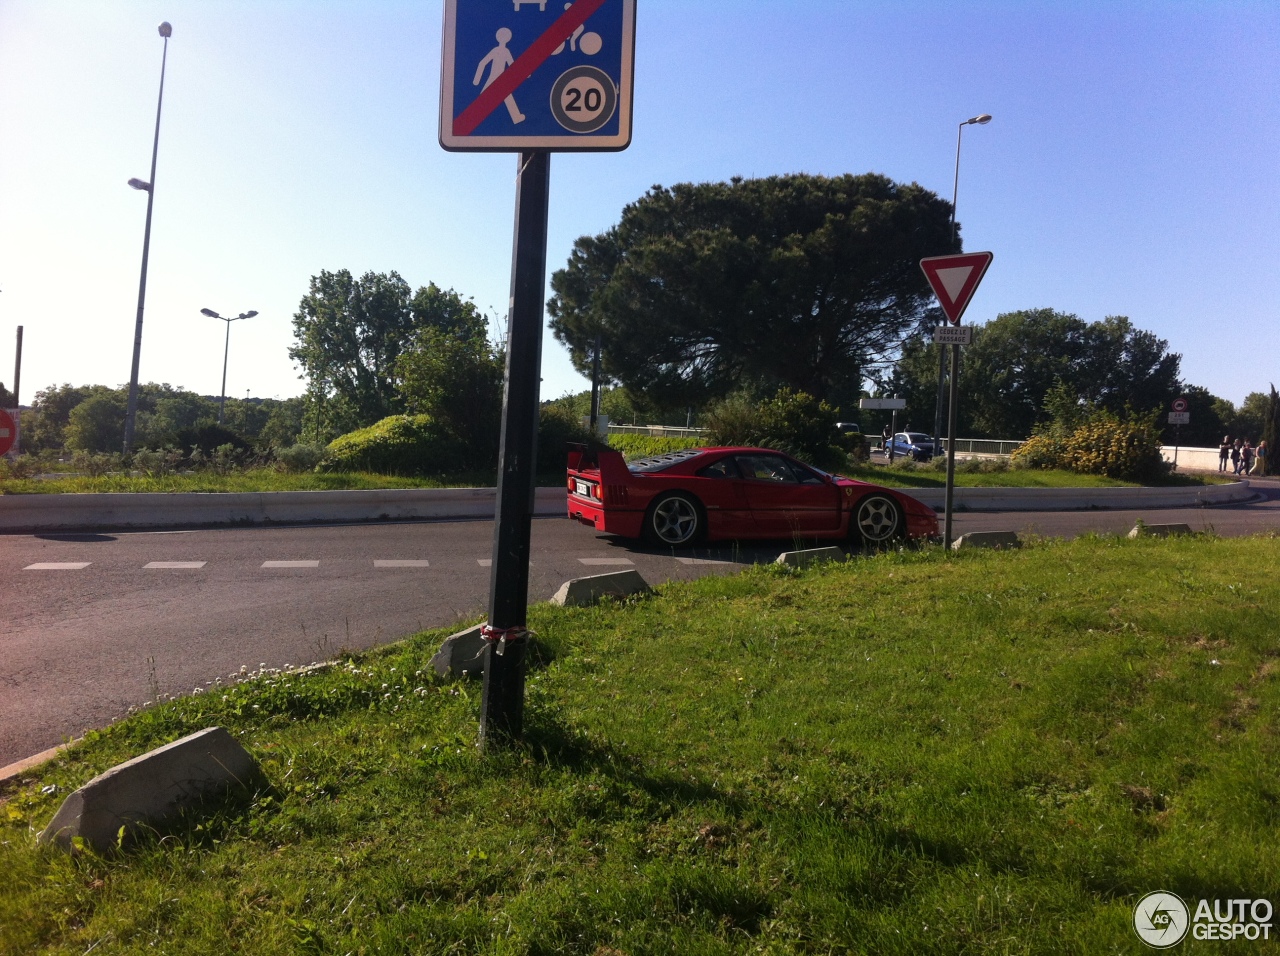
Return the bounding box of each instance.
[1171,397,1189,413]
[0,408,16,456]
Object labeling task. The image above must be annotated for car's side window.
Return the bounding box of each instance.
[736,454,798,483]
[698,458,739,479]
[790,462,824,484]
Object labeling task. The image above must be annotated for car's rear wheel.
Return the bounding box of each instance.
[644,492,703,547]
[853,494,903,546]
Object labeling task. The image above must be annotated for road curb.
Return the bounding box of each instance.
[0,480,1255,534]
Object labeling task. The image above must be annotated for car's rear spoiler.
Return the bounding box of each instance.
[566,442,631,481]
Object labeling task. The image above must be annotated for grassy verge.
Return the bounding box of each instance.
[0,470,568,495]
[840,463,1230,490]
[4,534,1278,954]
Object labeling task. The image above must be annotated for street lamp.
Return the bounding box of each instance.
[122,21,174,454]
[200,308,258,424]
[932,112,992,458]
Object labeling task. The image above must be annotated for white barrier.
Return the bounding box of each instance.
[0,487,570,533]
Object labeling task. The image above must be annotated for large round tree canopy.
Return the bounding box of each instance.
[548,172,958,411]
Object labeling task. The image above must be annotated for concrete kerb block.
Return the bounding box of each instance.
[431,624,488,680]
[38,726,260,853]
[1128,523,1194,539]
[775,546,846,569]
[551,569,651,608]
[951,531,1021,551]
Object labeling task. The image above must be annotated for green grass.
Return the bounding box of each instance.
[0,469,568,494]
[3,534,1278,954]
[840,462,1229,490]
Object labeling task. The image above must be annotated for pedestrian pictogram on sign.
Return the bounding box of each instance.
[919,252,994,325]
[440,0,636,151]
[0,408,17,456]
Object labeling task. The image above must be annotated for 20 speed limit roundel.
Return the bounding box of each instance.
[550,66,617,134]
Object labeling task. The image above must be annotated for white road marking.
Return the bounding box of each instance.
[144,561,206,569]
[674,557,732,565]
[262,561,320,568]
[578,557,634,566]
[477,559,491,567]
[374,560,430,568]
[24,562,91,570]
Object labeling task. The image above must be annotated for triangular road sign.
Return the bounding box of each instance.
[920,252,993,325]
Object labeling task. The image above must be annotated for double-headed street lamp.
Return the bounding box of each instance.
[122,21,173,454]
[932,113,992,456]
[200,308,258,424]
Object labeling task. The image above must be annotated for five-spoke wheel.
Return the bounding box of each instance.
[644,492,702,547]
[854,494,903,545]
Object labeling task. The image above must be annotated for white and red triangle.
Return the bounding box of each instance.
[919,252,993,324]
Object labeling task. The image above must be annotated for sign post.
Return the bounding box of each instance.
[919,252,993,547]
[440,0,636,747]
[1168,398,1190,470]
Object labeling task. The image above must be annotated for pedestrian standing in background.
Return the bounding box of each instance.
[1219,436,1231,472]
[1231,440,1242,474]
[1255,440,1268,476]
[1242,441,1255,476]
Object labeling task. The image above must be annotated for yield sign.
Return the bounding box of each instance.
[920,252,993,325]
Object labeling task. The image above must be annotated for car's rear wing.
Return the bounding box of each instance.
[566,442,632,482]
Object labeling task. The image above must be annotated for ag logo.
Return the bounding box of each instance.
[1134,891,1189,948]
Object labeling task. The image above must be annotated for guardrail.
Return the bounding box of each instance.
[939,438,1025,456]
[607,425,704,437]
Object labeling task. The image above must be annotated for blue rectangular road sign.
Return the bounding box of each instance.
[440,0,636,151]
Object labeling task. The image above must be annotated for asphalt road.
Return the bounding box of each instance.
[3,480,1278,767]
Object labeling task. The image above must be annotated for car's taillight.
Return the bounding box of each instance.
[593,484,603,500]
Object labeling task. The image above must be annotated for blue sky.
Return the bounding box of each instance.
[1,1,1276,416]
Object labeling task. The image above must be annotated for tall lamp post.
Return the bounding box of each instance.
[932,113,992,457]
[200,308,258,424]
[122,21,173,454]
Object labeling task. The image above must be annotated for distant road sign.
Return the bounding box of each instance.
[934,325,972,345]
[1169,411,1190,425]
[440,0,636,151]
[859,398,907,410]
[920,252,994,324]
[1171,397,1189,413]
[0,408,16,456]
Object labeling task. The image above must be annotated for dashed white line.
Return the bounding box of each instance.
[24,562,91,570]
[144,561,207,569]
[373,560,430,568]
[578,557,635,566]
[261,561,320,569]
[674,557,732,566]
[477,559,491,567]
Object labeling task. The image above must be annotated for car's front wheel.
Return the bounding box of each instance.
[643,492,703,547]
[852,494,903,546]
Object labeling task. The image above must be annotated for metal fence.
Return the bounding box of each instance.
[606,425,1023,455]
[607,425,705,438]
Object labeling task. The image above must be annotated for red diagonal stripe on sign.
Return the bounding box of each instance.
[453,0,609,137]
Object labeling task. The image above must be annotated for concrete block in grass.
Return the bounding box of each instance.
[951,531,1021,551]
[775,546,846,569]
[1127,523,1193,538]
[551,570,651,607]
[38,727,259,853]
[431,624,487,680]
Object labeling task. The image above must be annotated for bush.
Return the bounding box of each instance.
[274,442,327,474]
[536,405,592,473]
[322,415,463,476]
[607,434,703,460]
[1011,408,1168,482]
[174,423,254,459]
[703,388,844,469]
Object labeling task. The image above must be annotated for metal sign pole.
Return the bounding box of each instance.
[943,343,961,547]
[480,150,550,747]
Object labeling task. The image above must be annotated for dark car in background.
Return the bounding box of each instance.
[885,432,936,461]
